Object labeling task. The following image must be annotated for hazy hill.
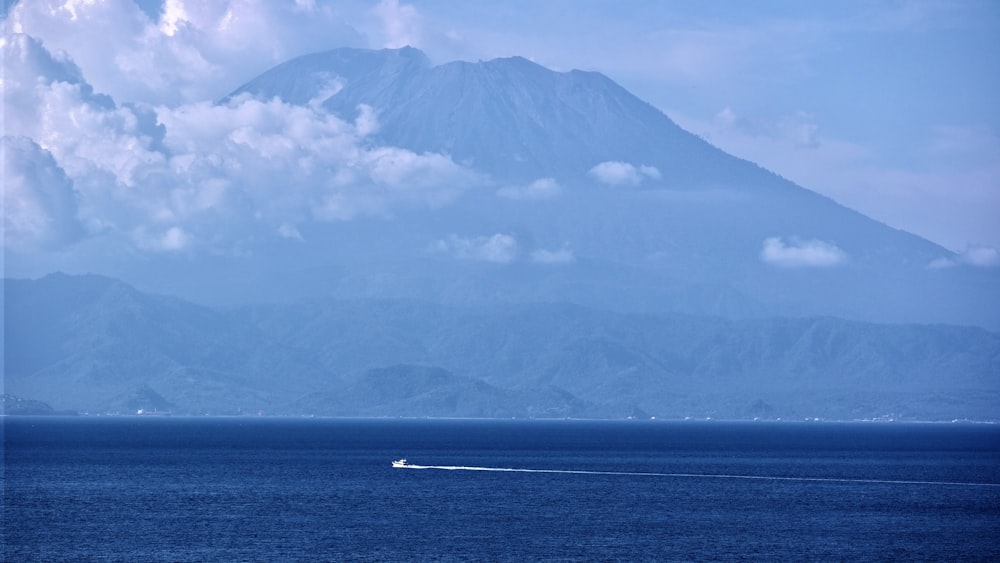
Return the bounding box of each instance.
[5,274,997,420]
[3,273,325,414]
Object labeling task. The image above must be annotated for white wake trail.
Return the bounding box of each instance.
[395,464,1000,488]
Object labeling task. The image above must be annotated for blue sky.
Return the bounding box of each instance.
[3,0,998,260]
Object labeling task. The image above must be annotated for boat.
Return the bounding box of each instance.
[392,459,407,468]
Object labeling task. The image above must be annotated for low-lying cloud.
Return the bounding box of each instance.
[433,233,520,263]
[929,245,1000,269]
[960,245,1000,267]
[760,237,848,268]
[588,161,661,187]
[433,235,577,265]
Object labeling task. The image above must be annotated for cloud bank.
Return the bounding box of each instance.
[2,30,481,256]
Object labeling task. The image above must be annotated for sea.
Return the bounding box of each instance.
[3,417,999,562]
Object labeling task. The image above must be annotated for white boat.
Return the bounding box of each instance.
[392,459,407,468]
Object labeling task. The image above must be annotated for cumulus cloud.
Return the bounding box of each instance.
[434,233,519,263]
[588,161,661,186]
[371,0,422,49]
[7,0,364,106]
[2,137,86,250]
[156,95,480,226]
[496,177,561,200]
[2,35,112,139]
[2,33,481,256]
[760,237,847,268]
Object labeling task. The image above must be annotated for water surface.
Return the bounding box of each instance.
[4,418,998,561]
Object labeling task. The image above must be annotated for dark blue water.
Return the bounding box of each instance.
[4,418,999,561]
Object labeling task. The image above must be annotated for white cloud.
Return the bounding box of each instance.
[928,245,1000,269]
[588,161,661,187]
[960,245,1000,268]
[760,237,847,268]
[2,34,481,256]
[371,0,421,49]
[433,235,573,264]
[7,0,364,106]
[160,0,190,36]
[434,233,519,263]
[363,146,476,196]
[497,177,561,200]
[154,96,480,225]
[134,225,191,252]
[531,247,575,264]
[2,137,85,250]
[353,104,379,137]
[638,165,661,180]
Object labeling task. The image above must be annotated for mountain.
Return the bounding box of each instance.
[5,274,998,420]
[7,49,999,421]
[214,47,1000,329]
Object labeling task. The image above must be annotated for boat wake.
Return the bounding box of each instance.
[394,463,1000,488]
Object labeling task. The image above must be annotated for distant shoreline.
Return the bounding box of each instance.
[2,413,996,425]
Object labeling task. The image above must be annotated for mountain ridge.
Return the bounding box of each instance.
[5,273,997,420]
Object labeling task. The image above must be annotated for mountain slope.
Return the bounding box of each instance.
[222,47,999,329]
[231,48,801,187]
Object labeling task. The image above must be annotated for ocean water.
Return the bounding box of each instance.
[3,418,999,561]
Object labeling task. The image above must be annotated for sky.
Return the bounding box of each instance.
[3,0,999,272]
